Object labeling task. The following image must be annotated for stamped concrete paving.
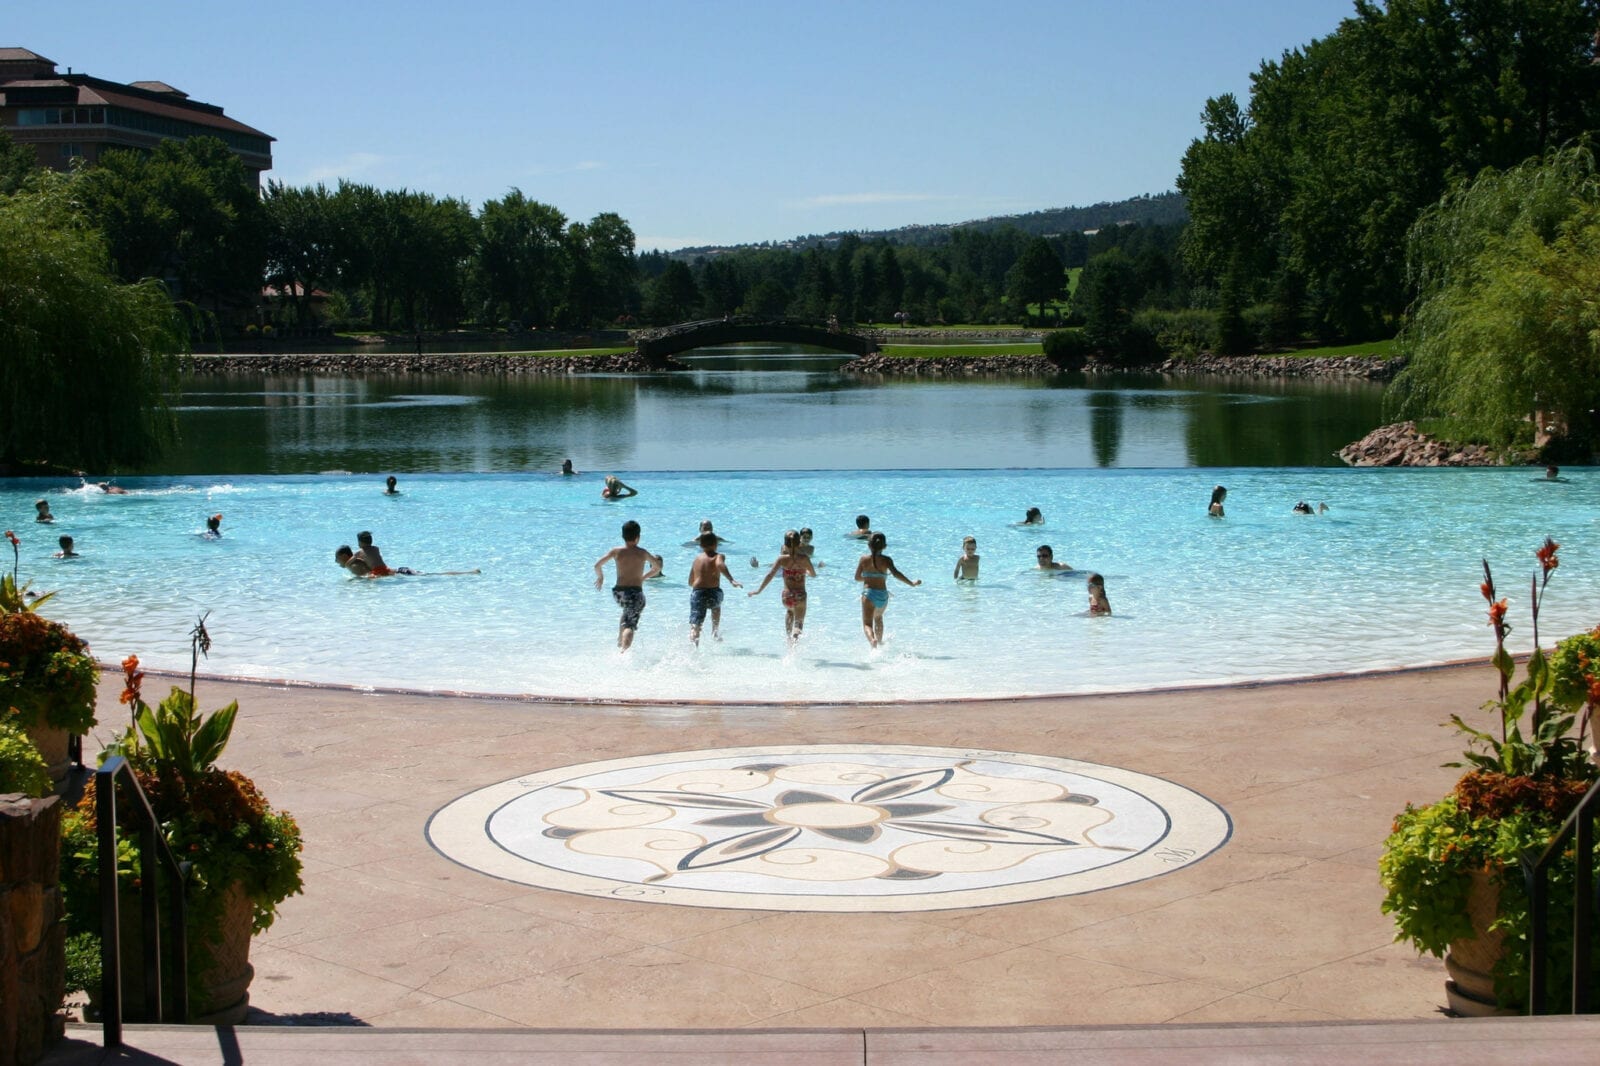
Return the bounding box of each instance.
[78,663,1490,1030]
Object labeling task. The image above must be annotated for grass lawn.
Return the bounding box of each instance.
[1277,338,1399,358]
[878,343,1043,358]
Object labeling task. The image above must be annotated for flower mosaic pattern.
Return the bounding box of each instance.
[429,746,1231,912]
[540,761,1125,885]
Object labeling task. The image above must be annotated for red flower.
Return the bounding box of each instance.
[1536,537,1560,575]
[3,530,17,548]
[1487,599,1508,628]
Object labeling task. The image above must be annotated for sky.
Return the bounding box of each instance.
[10,1,1360,250]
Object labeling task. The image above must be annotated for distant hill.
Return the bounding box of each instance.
[672,191,1187,257]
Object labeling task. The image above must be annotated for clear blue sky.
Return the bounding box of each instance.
[11,1,1359,250]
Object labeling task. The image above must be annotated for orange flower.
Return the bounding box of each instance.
[1536,537,1560,575]
[1479,580,1493,601]
[119,654,144,706]
[3,530,17,547]
[1487,599,1508,628]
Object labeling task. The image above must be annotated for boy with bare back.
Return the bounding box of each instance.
[594,520,661,651]
[688,531,742,645]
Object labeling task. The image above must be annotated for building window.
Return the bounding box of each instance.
[60,143,82,158]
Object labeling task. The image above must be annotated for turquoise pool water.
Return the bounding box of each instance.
[3,467,1595,703]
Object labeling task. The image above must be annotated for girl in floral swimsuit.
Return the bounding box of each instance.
[749,529,817,643]
[853,531,920,648]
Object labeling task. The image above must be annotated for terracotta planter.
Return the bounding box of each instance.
[1443,868,1517,1017]
[21,721,70,791]
[92,879,255,1025]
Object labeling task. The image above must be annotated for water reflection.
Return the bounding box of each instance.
[1088,391,1124,468]
[148,354,1387,474]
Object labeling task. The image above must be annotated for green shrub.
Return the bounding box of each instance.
[1550,626,1600,709]
[0,718,50,797]
[1133,308,1217,359]
[1041,328,1093,370]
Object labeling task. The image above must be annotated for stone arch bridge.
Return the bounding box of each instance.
[634,316,880,367]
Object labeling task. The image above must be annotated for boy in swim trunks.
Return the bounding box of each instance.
[355,531,394,575]
[953,536,980,580]
[688,531,741,644]
[594,519,660,651]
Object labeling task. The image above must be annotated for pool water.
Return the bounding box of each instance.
[4,467,1595,703]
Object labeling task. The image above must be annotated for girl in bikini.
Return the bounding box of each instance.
[853,531,920,648]
[749,529,817,644]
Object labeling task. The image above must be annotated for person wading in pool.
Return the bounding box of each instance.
[594,519,660,651]
[750,529,816,644]
[854,531,920,648]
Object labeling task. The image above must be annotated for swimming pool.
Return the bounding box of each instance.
[3,467,1595,703]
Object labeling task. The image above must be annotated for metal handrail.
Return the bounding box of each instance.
[95,756,190,1047]
[1526,774,1600,1014]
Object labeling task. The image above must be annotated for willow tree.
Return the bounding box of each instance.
[1389,147,1600,450]
[0,175,186,472]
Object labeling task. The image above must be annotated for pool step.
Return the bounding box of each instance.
[42,1016,1600,1065]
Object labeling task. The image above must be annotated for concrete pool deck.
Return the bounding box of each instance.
[69,661,1504,1032]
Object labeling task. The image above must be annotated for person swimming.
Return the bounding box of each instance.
[54,534,78,559]
[1034,544,1072,571]
[202,514,223,539]
[34,499,53,523]
[1208,485,1227,518]
[683,519,728,549]
[384,475,401,495]
[335,544,476,578]
[1021,507,1043,525]
[601,475,637,500]
[1087,572,1111,616]
[1292,500,1314,515]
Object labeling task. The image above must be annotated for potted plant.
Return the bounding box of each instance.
[60,618,303,1024]
[1380,538,1600,1014]
[1,530,98,786]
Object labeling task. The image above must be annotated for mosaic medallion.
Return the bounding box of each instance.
[427,745,1230,912]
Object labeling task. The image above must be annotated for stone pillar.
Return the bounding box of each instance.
[0,794,66,1065]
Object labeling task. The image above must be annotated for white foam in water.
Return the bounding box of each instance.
[3,468,1595,703]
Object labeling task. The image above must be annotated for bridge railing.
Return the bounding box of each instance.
[634,315,872,342]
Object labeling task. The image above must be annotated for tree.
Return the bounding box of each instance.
[1005,237,1066,324]
[644,260,700,323]
[0,175,185,472]
[1389,146,1600,451]
[0,127,35,196]
[77,136,266,317]
[473,189,569,327]
[263,181,339,327]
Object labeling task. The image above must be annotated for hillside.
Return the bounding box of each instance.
[673,191,1186,257]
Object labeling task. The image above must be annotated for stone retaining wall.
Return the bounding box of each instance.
[0,794,65,1065]
[843,354,1059,375]
[187,353,654,375]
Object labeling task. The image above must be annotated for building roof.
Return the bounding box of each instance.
[78,81,272,139]
[127,80,187,97]
[0,47,52,62]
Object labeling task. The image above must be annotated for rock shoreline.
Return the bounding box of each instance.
[843,354,1059,375]
[1149,353,1403,381]
[1337,420,1507,467]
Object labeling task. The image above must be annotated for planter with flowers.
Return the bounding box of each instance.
[61,619,303,1024]
[1379,538,1600,1014]
[1,530,98,787]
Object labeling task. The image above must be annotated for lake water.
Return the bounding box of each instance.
[149,347,1387,473]
[6,351,1592,702]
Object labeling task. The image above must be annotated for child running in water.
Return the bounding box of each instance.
[749,529,817,644]
[854,531,920,648]
[688,531,741,644]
